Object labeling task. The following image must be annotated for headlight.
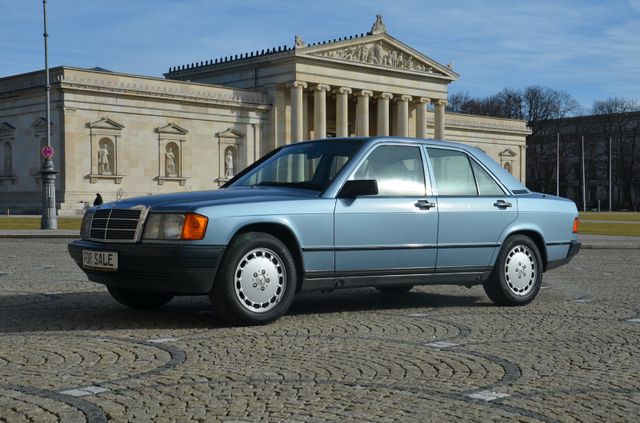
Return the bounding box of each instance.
[142,213,208,240]
[80,210,94,239]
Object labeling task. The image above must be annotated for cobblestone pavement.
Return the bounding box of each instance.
[0,239,638,422]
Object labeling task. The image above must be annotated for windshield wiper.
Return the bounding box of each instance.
[253,181,324,191]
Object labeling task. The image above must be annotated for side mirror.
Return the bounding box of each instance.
[337,179,378,198]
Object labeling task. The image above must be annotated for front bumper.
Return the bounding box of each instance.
[68,239,224,294]
[546,240,581,271]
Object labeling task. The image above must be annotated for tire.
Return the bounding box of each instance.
[210,232,297,325]
[483,235,543,306]
[107,286,174,309]
[375,285,414,294]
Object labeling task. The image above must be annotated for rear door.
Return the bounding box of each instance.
[425,147,517,271]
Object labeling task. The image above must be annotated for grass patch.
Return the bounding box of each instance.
[579,221,640,236]
[0,217,81,230]
[579,212,640,222]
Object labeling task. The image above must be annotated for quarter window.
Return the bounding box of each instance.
[353,145,425,196]
[470,159,505,195]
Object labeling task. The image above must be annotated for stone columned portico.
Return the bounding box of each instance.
[167,16,459,146]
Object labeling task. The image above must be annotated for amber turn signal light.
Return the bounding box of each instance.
[181,213,208,240]
[572,217,580,234]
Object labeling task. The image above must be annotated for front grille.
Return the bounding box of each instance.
[89,207,144,242]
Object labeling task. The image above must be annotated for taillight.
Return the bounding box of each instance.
[572,217,579,233]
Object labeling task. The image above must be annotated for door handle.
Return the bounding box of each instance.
[415,200,436,210]
[493,200,512,209]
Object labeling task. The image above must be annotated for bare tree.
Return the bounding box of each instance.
[523,86,582,138]
[448,85,580,132]
[447,91,472,113]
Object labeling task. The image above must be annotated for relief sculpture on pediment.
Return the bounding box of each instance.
[316,41,437,74]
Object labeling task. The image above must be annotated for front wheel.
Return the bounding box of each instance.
[210,232,297,325]
[483,235,543,306]
[107,286,174,309]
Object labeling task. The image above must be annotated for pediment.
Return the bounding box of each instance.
[0,122,16,137]
[157,122,188,135]
[499,148,517,157]
[216,128,244,139]
[88,117,125,130]
[300,34,458,80]
[31,118,48,129]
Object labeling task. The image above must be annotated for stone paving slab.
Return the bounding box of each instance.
[0,239,639,422]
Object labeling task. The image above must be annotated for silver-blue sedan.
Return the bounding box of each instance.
[69,137,581,325]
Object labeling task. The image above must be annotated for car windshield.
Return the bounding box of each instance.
[231,140,364,191]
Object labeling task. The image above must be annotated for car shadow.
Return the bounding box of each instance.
[0,288,489,333]
[289,288,488,316]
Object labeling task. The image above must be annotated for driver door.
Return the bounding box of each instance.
[333,144,438,279]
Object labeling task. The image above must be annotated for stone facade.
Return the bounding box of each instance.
[0,17,530,214]
[0,68,269,214]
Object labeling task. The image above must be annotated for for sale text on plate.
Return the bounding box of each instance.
[82,250,118,271]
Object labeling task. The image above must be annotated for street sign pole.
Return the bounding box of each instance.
[581,135,586,212]
[40,0,57,229]
[609,136,612,211]
[556,132,560,196]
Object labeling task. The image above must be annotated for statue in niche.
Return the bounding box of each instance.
[165,145,176,177]
[225,149,234,178]
[98,142,111,174]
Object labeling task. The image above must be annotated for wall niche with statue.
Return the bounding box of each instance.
[87,117,125,184]
[216,127,243,186]
[155,123,188,186]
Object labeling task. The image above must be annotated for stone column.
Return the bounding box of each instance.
[290,81,307,142]
[396,95,412,137]
[376,92,393,136]
[416,97,430,138]
[434,99,447,140]
[313,84,330,139]
[335,87,352,138]
[356,90,373,136]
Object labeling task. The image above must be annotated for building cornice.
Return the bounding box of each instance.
[0,67,271,111]
[429,112,531,135]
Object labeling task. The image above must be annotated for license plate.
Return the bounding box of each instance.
[82,250,118,271]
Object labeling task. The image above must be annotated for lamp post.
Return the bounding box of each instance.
[40,0,57,229]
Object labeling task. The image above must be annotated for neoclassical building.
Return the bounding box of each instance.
[0,16,530,214]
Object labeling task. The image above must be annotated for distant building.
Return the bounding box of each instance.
[527,112,640,210]
[0,16,530,214]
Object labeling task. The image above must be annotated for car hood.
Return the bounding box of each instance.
[94,187,321,212]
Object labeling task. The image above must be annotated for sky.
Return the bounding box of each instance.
[2,0,640,110]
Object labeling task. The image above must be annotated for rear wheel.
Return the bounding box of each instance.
[210,232,297,325]
[107,286,174,309]
[484,235,543,306]
[375,285,414,294]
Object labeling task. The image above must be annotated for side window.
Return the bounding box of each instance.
[427,148,477,195]
[353,145,425,196]
[470,159,505,196]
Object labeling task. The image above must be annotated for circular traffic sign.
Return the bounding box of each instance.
[41,145,55,159]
